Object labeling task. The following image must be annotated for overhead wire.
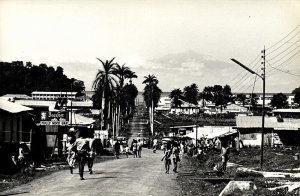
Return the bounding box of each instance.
[266,31,300,57]
[226,53,260,85]
[267,39,300,61]
[230,57,261,91]
[230,25,299,93]
[235,67,260,93]
[231,58,261,92]
[266,25,300,50]
[266,59,300,78]
[267,44,300,65]
[267,49,300,75]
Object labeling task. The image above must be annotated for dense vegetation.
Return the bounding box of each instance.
[0,61,84,96]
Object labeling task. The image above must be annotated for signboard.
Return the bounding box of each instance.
[40,111,69,126]
[94,130,108,139]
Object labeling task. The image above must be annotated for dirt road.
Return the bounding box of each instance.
[0,149,180,196]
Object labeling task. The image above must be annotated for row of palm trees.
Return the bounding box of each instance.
[92,57,138,136]
[142,74,162,135]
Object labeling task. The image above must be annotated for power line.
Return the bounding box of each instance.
[227,53,261,85]
[266,31,300,56]
[231,58,261,91]
[266,25,300,50]
[266,60,300,78]
[235,67,260,92]
[267,39,300,61]
[267,49,300,75]
[267,45,300,64]
[230,57,261,90]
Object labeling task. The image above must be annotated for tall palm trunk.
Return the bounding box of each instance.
[151,99,154,135]
[101,89,105,130]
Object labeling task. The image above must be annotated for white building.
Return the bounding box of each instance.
[31,91,78,100]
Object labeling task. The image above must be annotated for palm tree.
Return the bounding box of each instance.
[143,74,159,135]
[92,57,118,130]
[127,71,138,85]
[111,63,132,135]
[169,88,183,108]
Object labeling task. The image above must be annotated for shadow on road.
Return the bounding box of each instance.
[0,192,29,195]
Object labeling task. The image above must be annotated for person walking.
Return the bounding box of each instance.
[87,138,96,174]
[66,134,77,174]
[221,142,230,171]
[153,138,158,153]
[72,134,90,180]
[114,140,121,159]
[125,145,129,158]
[161,144,172,174]
[132,140,138,158]
[137,139,143,158]
[172,142,180,173]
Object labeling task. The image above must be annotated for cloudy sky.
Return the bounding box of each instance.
[0,0,300,93]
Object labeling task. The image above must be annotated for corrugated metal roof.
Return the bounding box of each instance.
[273,109,300,113]
[1,94,31,99]
[0,99,33,113]
[236,116,300,129]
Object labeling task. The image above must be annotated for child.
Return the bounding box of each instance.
[125,145,129,158]
[161,147,172,174]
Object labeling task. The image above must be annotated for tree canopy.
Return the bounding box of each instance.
[0,61,84,96]
[270,93,288,109]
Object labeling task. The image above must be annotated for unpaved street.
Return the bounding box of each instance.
[0,149,180,196]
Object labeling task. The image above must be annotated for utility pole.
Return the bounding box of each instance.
[231,45,266,169]
[261,46,266,169]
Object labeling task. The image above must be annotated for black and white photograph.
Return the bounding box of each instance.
[0,0,300,195]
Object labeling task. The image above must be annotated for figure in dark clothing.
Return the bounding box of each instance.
[114,140,121,159]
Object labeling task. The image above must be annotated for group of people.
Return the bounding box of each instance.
[66,128,97,180]
[130,139,144,158]
[161,141,180,174]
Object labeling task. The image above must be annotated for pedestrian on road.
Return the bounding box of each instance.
[72,134,90,180]
[114,140,121,159]
[153,138,158,153]
[87,138,96,174]
[161,144,172,174]
[137,139,143,158]
[172,142,180,173]
[132,140,138,158]
[66,134,77,174]
[125,145,129,158]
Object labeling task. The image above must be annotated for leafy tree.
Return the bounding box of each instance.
[250,93,258,108]
[169,88,183,108]
[183,83,199,105]
[236,93,246,106]
[292,87,300,94]
[0,61,83,96]
[211,85,232,111]
[270,93,288,109]
[201,86,214,107]
[294,92,300,106]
